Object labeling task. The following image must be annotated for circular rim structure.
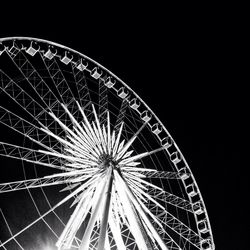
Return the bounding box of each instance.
[0,37,215,250]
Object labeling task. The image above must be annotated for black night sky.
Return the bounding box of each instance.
[0,4,247,249]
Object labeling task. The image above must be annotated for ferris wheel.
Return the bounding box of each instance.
[0,37,215,250]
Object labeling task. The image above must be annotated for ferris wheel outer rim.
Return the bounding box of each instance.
[0,36,215,249]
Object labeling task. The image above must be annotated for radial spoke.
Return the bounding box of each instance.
[147,186,193,212]
[77,102,106,154]
[119,145,168,165]
[47,111,100,158]
[115,120,148,161]
[97,167,114,250]
[92,104,107,152]
[0,171,90,193]
[112,122,124,157]
[39,149,98,167]
[138,170,190,179]
[0,141,66,171]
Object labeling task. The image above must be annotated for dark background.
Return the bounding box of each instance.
[0,4,247,249]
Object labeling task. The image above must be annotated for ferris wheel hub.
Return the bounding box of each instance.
[98,153,117,168]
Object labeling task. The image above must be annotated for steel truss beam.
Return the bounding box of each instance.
[0,172,88,193]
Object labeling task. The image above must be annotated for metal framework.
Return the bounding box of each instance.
[0,37,215,250]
